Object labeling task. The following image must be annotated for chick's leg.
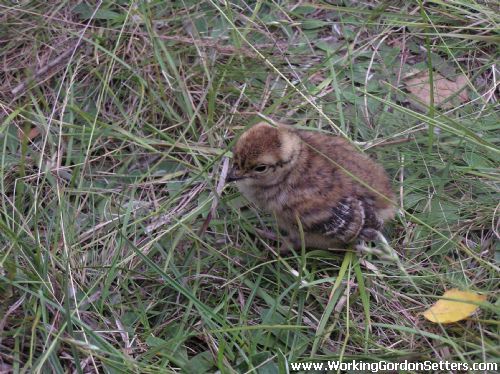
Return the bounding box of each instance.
[279,236,300,254]
[254,228,297,254]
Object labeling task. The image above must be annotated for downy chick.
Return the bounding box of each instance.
[228,122,395,250]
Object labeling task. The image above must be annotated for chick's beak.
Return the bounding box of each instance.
[226,166,244,183]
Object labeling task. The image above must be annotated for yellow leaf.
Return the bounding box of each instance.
[423,289,487,324]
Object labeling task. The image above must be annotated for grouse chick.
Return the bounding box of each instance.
[228,122,395,250]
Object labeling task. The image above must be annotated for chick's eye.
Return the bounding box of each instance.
[253,165,268,173]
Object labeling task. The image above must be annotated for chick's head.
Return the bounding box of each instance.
[228,122,300,186]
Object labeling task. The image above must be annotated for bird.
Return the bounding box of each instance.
[227,122,395,251]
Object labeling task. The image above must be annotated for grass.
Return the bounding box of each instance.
[0,0,499,372]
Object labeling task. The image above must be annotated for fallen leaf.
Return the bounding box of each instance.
[404,71,469,109]
[423,289,487,324]
[17,126,40,141]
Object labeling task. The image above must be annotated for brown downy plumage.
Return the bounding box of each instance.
[228,122,395,250]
